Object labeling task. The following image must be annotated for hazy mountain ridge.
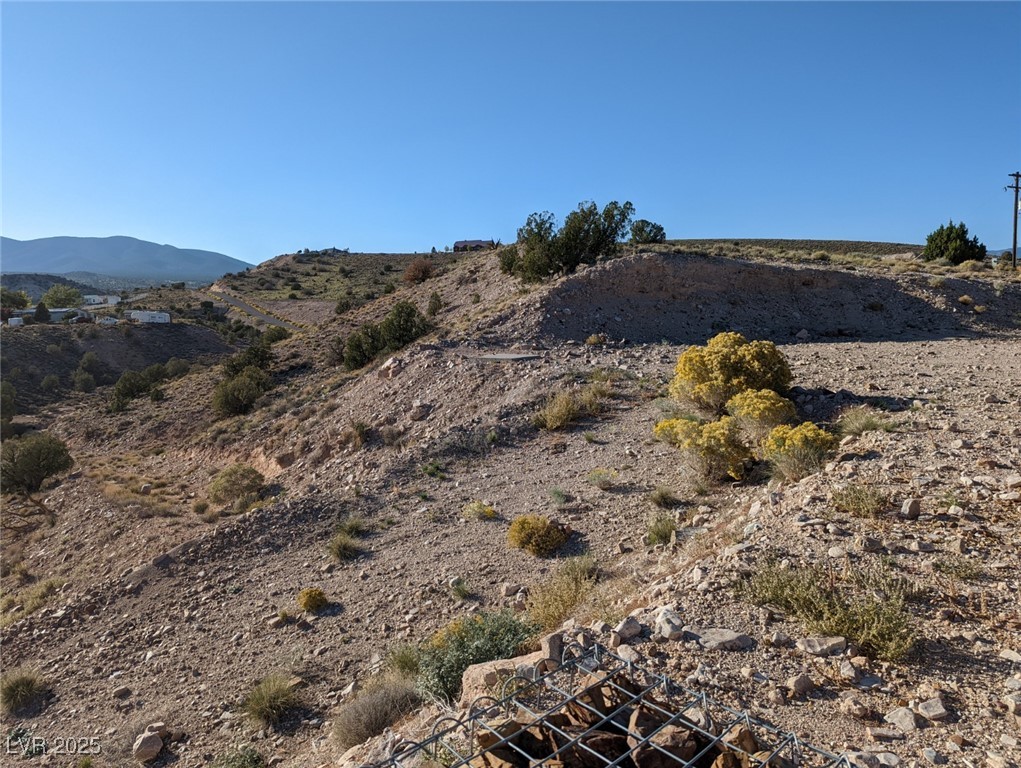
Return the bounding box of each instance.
[1,235,253,283]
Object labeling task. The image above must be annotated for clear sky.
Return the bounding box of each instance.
[2,1,1019,265]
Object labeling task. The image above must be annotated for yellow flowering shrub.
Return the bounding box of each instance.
[763,422,837,480]
[726,389,797,448]
[296,587,328,613]
[654,415,751,480]
[668,332,792,413]
[507,515,569,557]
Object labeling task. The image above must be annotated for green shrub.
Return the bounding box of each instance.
[165,357,191,378]
[418,611,537,701]
[336,514,372,537]
[533,391,580,430]
[507,515,569,557]
[837,405,892,437]
[586,468,617,490]
[725,388,797,447]
[653,416,751,480]
[40,374,60,392]
[243,675,300,726]
[208,464,264,505]
[211,747,266,768]
[0,668,46,714]
[647,486,680,509]
[329,531,362,561]
[113,370,150,400]
[740,561,915,661]
[262,326,291,345]
[223,344,274,379]
[72,368,96,392]
[334,679,422,749]
[763,422,837,480]
[922,220,986,265]
[1,432,74,496]
[340,301,431,370]
[526,555,597,632]
[386,644,422,678]
[668,332,792,414]
[646,512,676,546]
[213,367,270,417]
[296,587,328,613]
[832,483,887,518]
[462,500,496,520]
[426,292,444,317]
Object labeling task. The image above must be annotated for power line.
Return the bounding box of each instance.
[1006,171,1020,270]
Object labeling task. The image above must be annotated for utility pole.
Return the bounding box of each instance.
[1007,171,1021,270]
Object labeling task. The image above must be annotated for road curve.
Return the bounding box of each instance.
[205,290,302,331]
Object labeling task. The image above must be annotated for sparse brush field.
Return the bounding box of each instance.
[1,242,1020,767]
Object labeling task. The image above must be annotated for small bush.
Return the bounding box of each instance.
[40,374,61,393]
[192,500,210,516]
[653,416,751,480]
[837,405,892,437]
[329,531,362,561]
[334,678,422,749]
[648,486,680,509]
[526,555,597,632]
[386,644,422,678]
[549,487,570,507]
[832,483,887,518]
[0,668,46,714]
[297,587,328,613]
[403,258,434,284]
[213,367,271,417]
[646,512,676,546]
[165,357,191,378]
[243,675,300,726]
[208,464,264,505]
[533,391,580,430]
[336,514,372,537]
[426,292,444,317]
[507,515,569,557]
[462,500,496,520]
[725,389,797,447]
[669,332,792,414]
[586,468,617,490]
[340,420,370,450]
[211,747,266,768]
[763,422,837,480]
[72,368,96,392]
[262,325,291,345]
[585,333,607,346]
[418,611,537,701]
[450,577,473,601]
[740,561,915,661]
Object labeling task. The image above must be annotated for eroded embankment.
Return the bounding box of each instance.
[538,252,1016,344]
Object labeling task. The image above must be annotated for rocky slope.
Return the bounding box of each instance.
[1,249,1019,768]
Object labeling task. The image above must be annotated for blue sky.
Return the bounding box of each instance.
[2,1,1019,265]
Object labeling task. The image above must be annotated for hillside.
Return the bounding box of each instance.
[0,273,101,303]
[1,235,252,283]
[1,244,1020,768]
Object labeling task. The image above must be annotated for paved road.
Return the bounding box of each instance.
[205,291,301,331]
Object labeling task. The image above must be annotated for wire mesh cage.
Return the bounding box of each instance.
[363,643,858,768]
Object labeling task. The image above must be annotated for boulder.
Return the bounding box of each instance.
[132,732,163,763]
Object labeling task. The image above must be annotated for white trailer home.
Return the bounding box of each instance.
[129,311,171,324]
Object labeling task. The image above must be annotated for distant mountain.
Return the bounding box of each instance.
[0,235,252,283]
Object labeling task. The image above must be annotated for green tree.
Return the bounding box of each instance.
[40,285,83,309]
[922,220,987,265]
[213,367,270,417]
[1,433,74,528]
[630,219,667,244]
[34,302,51,323]
[1,381,16,438]
[0,287,29,312]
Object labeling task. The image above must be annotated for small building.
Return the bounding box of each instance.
[83,294,121,306]
[453,239,495,252]
[129,310,171,324]
[7,317,24,327]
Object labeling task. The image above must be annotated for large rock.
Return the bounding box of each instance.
[655,608,685,640]
[458,650,546,707]
[796,636,847,656]
[698,628,755,651]
[615,616,644,641]
[132,731,163,763]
